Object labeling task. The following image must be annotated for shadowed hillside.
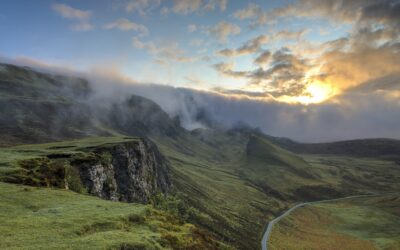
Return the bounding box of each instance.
[1,63,400,250]
[0,63,182,146]
[268,136,400,159]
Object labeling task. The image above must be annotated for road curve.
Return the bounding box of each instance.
[261,193,395,250]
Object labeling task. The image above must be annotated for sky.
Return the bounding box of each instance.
[0,0,400,141]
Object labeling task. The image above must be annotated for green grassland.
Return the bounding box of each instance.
[0,132,400,249]
[269,194,400,250]
[2,63,400,249]
[153,131,400,249]
[0,182,224,250]
[153,132,286,249]
[0,136,137,184]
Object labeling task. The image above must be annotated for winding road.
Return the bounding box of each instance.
[261,193,394,250]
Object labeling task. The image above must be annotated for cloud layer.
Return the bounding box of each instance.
[52,3,93,31]
[214,0,400,104]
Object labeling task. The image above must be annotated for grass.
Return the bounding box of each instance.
[0,181,225,250]
[1,132,400,249]
[153,132,287,250]
[0,136,138,182]
[302,154,400,194]
[241,135,322,196]
[269,194,400,250]
[153,131,400,249]
[3,63,400,249]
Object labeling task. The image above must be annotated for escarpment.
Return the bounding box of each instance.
[72,139,171,203]
[13,138,171,204]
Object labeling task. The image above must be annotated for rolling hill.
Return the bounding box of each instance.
[269,194,400,250]
[0,63,400,249]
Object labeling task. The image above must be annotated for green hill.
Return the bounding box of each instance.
[1,63,400,249]
[268,136,400,159]
[0,182,222,250]
[269,194,400,250]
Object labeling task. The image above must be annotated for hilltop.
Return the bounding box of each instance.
[0,63,400,249]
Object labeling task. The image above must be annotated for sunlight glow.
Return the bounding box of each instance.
[302,81,335,104]
[277,80,337,105]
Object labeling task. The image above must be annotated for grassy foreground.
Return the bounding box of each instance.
[0,182,224,250]
[269,194,400,250]
[1,134,400,249]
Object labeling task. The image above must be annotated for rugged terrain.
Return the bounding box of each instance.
[0,137,171,203]
[0,63,399,249]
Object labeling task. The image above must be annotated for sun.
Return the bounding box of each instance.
[295,81,336,104]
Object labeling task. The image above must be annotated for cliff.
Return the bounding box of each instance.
[72,139,171,203]
[11,137,171,204]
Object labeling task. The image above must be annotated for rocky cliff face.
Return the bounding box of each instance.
[71,139,171,203]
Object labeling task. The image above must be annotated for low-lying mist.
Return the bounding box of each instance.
[2,56,400,143]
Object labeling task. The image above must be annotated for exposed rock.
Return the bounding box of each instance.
[71,138,171,203]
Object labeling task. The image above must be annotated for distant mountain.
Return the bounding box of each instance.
[0,63,182,146]
[1,62,400,250]
[267,136,400,159]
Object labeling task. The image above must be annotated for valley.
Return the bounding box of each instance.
[268,194,400,250]
[0,63,399,249]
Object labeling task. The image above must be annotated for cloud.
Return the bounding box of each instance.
[104,19,148,35]
[275,29,309,41]
[214,48,312,98]
[218,35,269,56]
[2,55,400,142]
[249,48,310,95]
[233,1,400,28]
[314,43,400,91]
[215,0,400,104]
[52,3,91,20]
[123,0,161,15]
[233,3,269,26]
[265,0,400,29]
[190,39,204,47]
[132,37,196,63]
[52,3,94,31]
[71,22,94,32]
[254,50,271,67]
[187,24,197,33]
[213,62,247,78]
[208,21,241,42]
[171,0,228,14]
[172,0,203,14]
[184,75,204,85]
[218,29,307,57]
[204,0,228,12]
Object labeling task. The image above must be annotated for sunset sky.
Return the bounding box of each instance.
[1,0,399,141]
[2,0,398,103]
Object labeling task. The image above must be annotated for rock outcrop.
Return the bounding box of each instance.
[71,138,171,203]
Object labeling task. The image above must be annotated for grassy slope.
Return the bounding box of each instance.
[2,63,400,249]
[0,181,218,250]
[241,135,322,198]
[268,136,400,159]
[269,194,400,250]
[153,132,287,250]
[153,132,400,249]
[0,136,137,183]
[0,136,227,250]
[303,154,400,195]
[1,133,400,249]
